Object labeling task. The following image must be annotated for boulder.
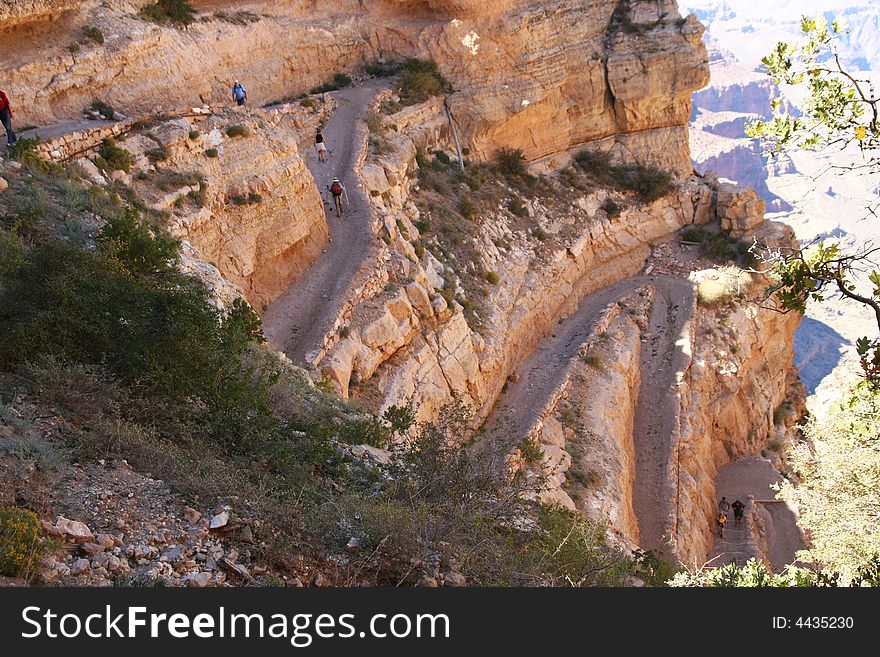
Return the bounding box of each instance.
[716,182,765,237]
[56,517,93,543]
[209,511,229,529]
[442,572,467,587]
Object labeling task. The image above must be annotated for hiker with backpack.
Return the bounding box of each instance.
[232,80,248,107]
[731,499,745,526]
[315,127,328,162]
[328,177,348,217]
[0,89,17,147]
[717,511,727,538]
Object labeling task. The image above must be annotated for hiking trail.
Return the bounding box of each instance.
[484,274,694,555]
[708,455,805,571]
[262,80,386,364]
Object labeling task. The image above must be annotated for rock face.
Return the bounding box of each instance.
[125,105,330,309]
[2,0,707,174]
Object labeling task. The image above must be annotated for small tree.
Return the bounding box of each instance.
[747,16,880,381]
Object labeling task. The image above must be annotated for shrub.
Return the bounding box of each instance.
[204,147,219,158]
[696,278,730,306]
[495,147,528,177]
[507,196,529,217]
[0,506,46,580]
[300,97,314,108]
[609,163,674,203]
[98,139,132,172]
[482,270,500,285]
[89,100,115,120]
[401,59,448,102]
[188,129,200,140]
[82,25,104,44]
[140,0,196,26]
[68,42,80,54]
[575,149,674,202]
[680,226,708,243]
[145,146,168,163]
[458,197,479,220]
[365,111,385,134]
[225,124,250,138]
[601,198,621,218]
[517,436,542,463]
[365,60,404,77]
[6,137,40,163]
[310,73,352,95]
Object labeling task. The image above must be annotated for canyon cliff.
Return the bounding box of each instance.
[0,0,804,572]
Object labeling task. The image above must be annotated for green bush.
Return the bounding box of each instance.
[310,73,353,95]
[574,149,674,203]
[401,59,448,102]
[145,146,168,163]
[204,147,219,158]
[140,0,196,26]
[601,198,621,218]
[0,506,46,580]
[494,147,528,177]
[300,97,314,108]
[89,100,115,120]
[225,124,250,138]
[188,129,200,140]
[507,196,529,217]
[98,139,132,172]
[82,26,104,45]
[458,197,479,220]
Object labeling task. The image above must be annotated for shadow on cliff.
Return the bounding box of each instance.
[793,316,850,395]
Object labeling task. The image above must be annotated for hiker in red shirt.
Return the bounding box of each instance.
[0,90,17,147]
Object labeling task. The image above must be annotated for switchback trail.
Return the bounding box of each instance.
[262,80,386,364]
[484,274,694,555]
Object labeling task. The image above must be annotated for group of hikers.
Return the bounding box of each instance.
[1,82,351,218]
[716,496,745,538]
[231,81,348,217]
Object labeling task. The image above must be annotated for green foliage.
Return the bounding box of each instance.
[188,129,200,140]
[98,139,132,172]
[6,137,40,163]
[230,192,263,206]
[669,558,839,587]
[98,207,179,276]
[204,147,219,158]
[458,197,479,220]
[516,436,542,463]
[400,59,449,103]
[310,73,353,95]
[89,100,115,120]
[601,197,621,218]
[495,147,528,177]
[0,507,46,580]
[780,383,880,581]
[300,97,314,108]
[365,60,404,78]
[574,149,674,202]
[82,25,104,45]
[747,16,873,154]
[225,124,250,138]
[507,196,529,217]
[140,0,196,26]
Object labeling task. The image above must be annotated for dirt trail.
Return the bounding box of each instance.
[262,81,386,364]
[484,275,694,555]
[709,455,804,571]
[631,279,694,556]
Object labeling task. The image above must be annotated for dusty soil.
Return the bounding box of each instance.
[262,80,386,364]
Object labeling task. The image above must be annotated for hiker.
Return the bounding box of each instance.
[718,496,730,516]
[328,177,348,217]
[232,80,248,107]
[731,499,745,526]
[717,511,727,538]
[315,127,328,162]
[0,89,17,147]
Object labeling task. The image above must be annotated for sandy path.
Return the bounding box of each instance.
[710,455,804,571]
[484,275,695,557]
[262,81,385,364]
